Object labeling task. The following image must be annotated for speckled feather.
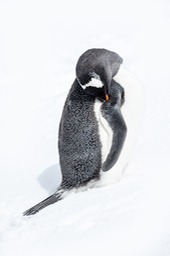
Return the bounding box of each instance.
[58,79,102,189]
[23,48,126,216]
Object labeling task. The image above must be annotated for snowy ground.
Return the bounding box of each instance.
[0,0,170,255]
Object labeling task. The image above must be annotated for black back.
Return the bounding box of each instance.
[58,79,101,189]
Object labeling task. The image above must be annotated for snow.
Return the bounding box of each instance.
[0,0,170,255]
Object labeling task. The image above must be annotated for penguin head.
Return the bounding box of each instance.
[76,48,123,102]
[76,68,109,102]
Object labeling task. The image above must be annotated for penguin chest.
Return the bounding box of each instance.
[94,99,122,187]
[94,99,113,165]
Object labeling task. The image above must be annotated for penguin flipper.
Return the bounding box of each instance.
[101,102,127,172]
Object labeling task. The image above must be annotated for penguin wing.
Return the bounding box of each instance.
[101,101,127,172]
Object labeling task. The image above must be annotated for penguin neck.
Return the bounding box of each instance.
[72,79,95,102]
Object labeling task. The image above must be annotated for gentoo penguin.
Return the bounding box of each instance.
[23,48,143,216]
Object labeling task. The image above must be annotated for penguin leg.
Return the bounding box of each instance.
[23,189,63,216]
[101,100,127,172]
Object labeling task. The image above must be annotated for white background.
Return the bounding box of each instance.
[0,0,170,255]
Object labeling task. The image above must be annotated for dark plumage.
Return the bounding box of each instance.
[58,79,101,189]
[23,48,127,216]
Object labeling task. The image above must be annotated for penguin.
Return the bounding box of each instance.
[23,48,143,216]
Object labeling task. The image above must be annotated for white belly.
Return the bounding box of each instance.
[94,99,113,164]
[94,65,144,187]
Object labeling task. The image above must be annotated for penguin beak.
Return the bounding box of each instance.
[104,84,109,102]
[105,94,109,102]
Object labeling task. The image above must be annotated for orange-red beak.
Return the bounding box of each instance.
[105,94,109,102]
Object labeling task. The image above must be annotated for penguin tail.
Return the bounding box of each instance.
[23,188,64,216]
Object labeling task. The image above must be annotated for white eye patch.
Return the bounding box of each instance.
[77,72,104,90]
